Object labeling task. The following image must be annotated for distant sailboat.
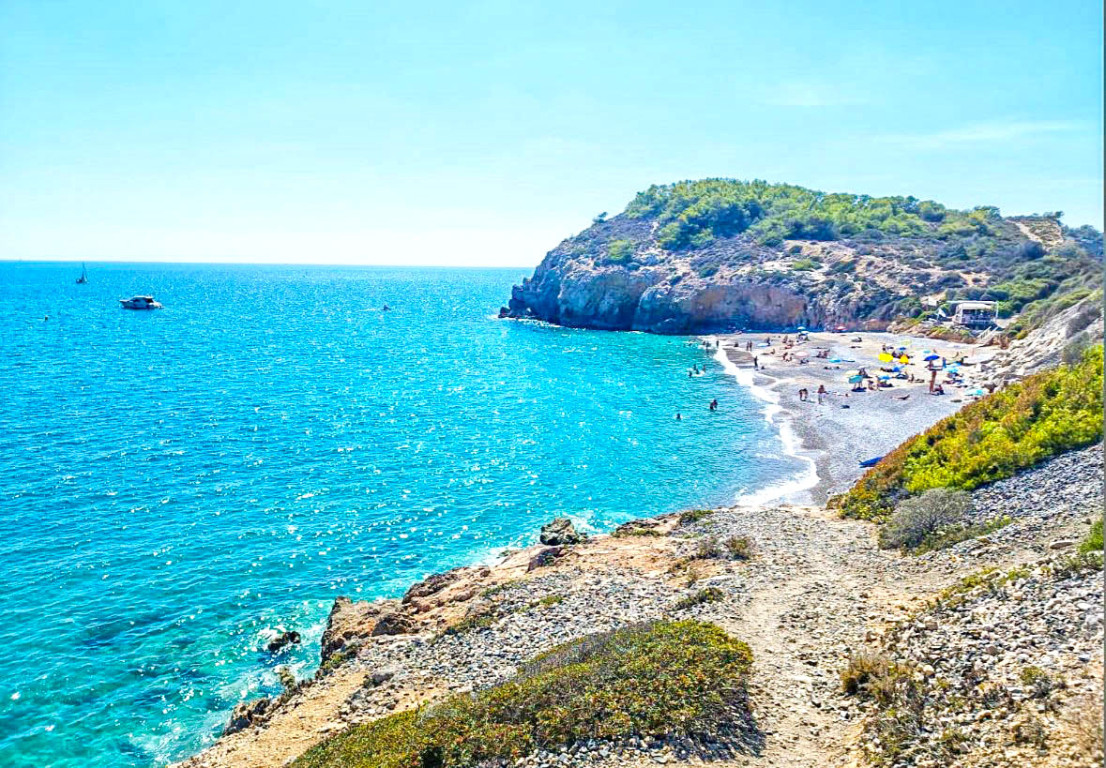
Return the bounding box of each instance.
[76,263,88,284]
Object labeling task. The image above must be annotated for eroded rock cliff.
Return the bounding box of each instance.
[501,179,1102,334]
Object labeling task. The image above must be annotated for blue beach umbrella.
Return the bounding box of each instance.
[848,374,863,383]
[924,354,940,361]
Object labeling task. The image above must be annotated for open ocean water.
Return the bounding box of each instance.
[0,263,804,768]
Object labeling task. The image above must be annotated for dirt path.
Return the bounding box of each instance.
[180,490,1095,768]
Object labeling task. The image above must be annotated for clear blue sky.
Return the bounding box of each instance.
[1,0,1101,266]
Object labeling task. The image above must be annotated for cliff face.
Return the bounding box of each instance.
[501,180,1103,334]
[506,236,882,333]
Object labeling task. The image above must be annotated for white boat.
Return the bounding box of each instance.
[119,295,162,310]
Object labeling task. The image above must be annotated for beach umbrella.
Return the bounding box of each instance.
[924,354,940,361]
[878,352,892,363]
[878,374,890,380]
[899,355,910,364]
[848,374,863,383]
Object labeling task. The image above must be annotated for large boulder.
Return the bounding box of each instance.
[540,518,584,546]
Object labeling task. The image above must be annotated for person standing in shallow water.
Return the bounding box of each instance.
[675,413,682,420]
[709,399,718,411]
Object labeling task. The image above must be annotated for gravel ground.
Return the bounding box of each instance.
[179,445,1104,768]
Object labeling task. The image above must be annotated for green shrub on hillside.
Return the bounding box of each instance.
[877,489,972,551]
[1080,518,1103,554]
[606,178,1103,329]
[606,239,634,264]
[293,621,753,768]
[624,179,999,250]
[831,345,1104,522]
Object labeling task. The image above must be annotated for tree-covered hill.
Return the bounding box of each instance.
[502,179,1103,334]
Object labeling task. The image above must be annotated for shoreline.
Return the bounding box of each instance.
[178,441,1105,768]
[710,342,821,507]
[180,327,999,766]
[710,330,995,505]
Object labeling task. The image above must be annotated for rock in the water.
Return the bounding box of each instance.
[223,697,271,735]
[266,630,301,654]
[540,518,584,546]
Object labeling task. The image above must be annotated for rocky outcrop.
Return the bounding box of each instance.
[319,597,397,662]
[980,295,1104,385]
[539,518,585,546]
[504,254,851,334]
[501,182,1101,335]
[223,697,272,736]
[370,611,417,637]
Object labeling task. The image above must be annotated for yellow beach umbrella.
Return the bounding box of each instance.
[878,352,892,363]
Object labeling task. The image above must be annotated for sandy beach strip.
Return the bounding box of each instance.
[712,330,997,505]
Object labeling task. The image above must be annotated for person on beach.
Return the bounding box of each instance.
[817,384,827,404]
[753,356,759,370]
[709,398,718,411]
[746,341,753,352]
[798,388,807,402]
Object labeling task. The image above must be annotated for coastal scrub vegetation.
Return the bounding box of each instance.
[832,345,1104,522]
[876,488,971,551]
[293,621,753,768]
[588,178,1102,329]
[673,586,725,611]
[1080,518,1104,554]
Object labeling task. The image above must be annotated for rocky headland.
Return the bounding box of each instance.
[500,180,1102,335]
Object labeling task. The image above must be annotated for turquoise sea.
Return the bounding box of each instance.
[0,263,803,767]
